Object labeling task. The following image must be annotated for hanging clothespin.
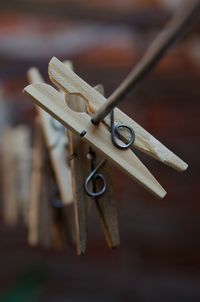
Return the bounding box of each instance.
[24,59,169,199]
[27,66,75,249]
[1,126,32,227]
[67,81,119,255]
[29,67,119,254]
[27,66,73,206]
[48,57,188,173]
[29,122,73,249]
[23,56,190,254]
[24,57,188,201]
[28,121,52,248]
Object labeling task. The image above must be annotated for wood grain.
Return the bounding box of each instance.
[28,123,52,248]
[48,57,188,172]
[28,67,73,206]
[24,82,166,199]
[67,85,119,254]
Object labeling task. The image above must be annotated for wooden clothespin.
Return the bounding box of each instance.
[27,67,73,207]
[28,121,52,248]
[48,57,188,173]
[23,56,189,254]
[24,57,188,201]
[67,83,119,255]
[1,126,32,227]
[28,64,119,254]
[24,59,168,199]
[27,67,74,249]
[29,121,73,249]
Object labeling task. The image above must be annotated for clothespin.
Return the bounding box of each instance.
[27,66,73,206]
[48,57,188,173]
[67,83,119,255]
[1,126,32,227]
[24,65,166,199]
[27,66,75,249]
[28,121,52,248]
[29,65,119,254]
[24,57,188,200]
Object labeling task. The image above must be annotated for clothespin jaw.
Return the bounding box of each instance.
[48,57,188,173]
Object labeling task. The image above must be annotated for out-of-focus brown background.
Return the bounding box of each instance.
[0,0,199,301]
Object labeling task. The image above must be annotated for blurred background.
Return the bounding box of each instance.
[0,0,199,301]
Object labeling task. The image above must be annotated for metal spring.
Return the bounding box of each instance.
[84,110,135,198]
[84,151,107,198]
[110,110,135,150]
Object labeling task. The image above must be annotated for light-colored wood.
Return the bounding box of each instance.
[27,67,73,206]
[28,67,75,248]
[48,57,188,172]
[24,82,166,199]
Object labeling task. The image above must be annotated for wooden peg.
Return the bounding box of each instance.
[1,128,19,226]
[27,66,75,248]
[27,67,73,206]
[67,84,119,255]
[24,82,166,199]
[29,119,73,249]
[28,122,52,248]
[48,57,188,173]
[1,126,32,227]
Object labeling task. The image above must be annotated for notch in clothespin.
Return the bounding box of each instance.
[67,81,119,255]
[24,59,168,199]
[27,66,75,248]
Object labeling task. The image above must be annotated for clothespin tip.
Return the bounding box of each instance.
[27,67,44,84]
